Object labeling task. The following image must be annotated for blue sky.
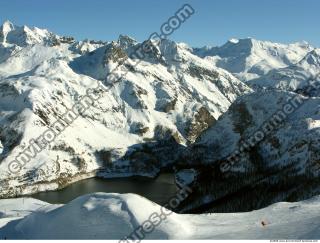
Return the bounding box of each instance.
[0,0,319,47]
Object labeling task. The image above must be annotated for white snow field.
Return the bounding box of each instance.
[0,193,319,240]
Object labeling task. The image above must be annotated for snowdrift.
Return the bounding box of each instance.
[0,193,319,239]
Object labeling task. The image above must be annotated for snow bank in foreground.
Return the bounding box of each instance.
[0,193,319,239]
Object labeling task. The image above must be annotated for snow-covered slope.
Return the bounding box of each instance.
[249,49,320,95]
[193,38,313,82]
[0,193,320,239]
[178,90,320,213]
[0,21,250,198]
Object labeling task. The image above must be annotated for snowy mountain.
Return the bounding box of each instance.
[176,90,320,213]
[193,38,313,82]
[1,20,320,225]
[0,20,58,47]
[0,193,320,239]
[0,21,250,198]
[249,49,320,95]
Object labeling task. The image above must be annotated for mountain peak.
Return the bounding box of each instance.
[0,20,15,43]
[310,48,320,56]
[228,38,239,44]
[117,34,137,49]
[300,48,320,66]
[0,21,56,46]
[287,40,312,51]
[227,37,257,44]
[118,34,136,41]
[297,40,310,46]
[1,20,15,30]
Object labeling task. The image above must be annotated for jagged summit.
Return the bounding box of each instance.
[117,34,137,49]
[1,20,15,32]
[0,20,15,43]
[0,20,57,46]
[300,48,320,66]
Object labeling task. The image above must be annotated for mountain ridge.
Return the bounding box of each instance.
[0,21,251,198]
[0,21,320,215]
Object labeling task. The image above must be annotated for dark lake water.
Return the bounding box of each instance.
[31,173,178,205]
